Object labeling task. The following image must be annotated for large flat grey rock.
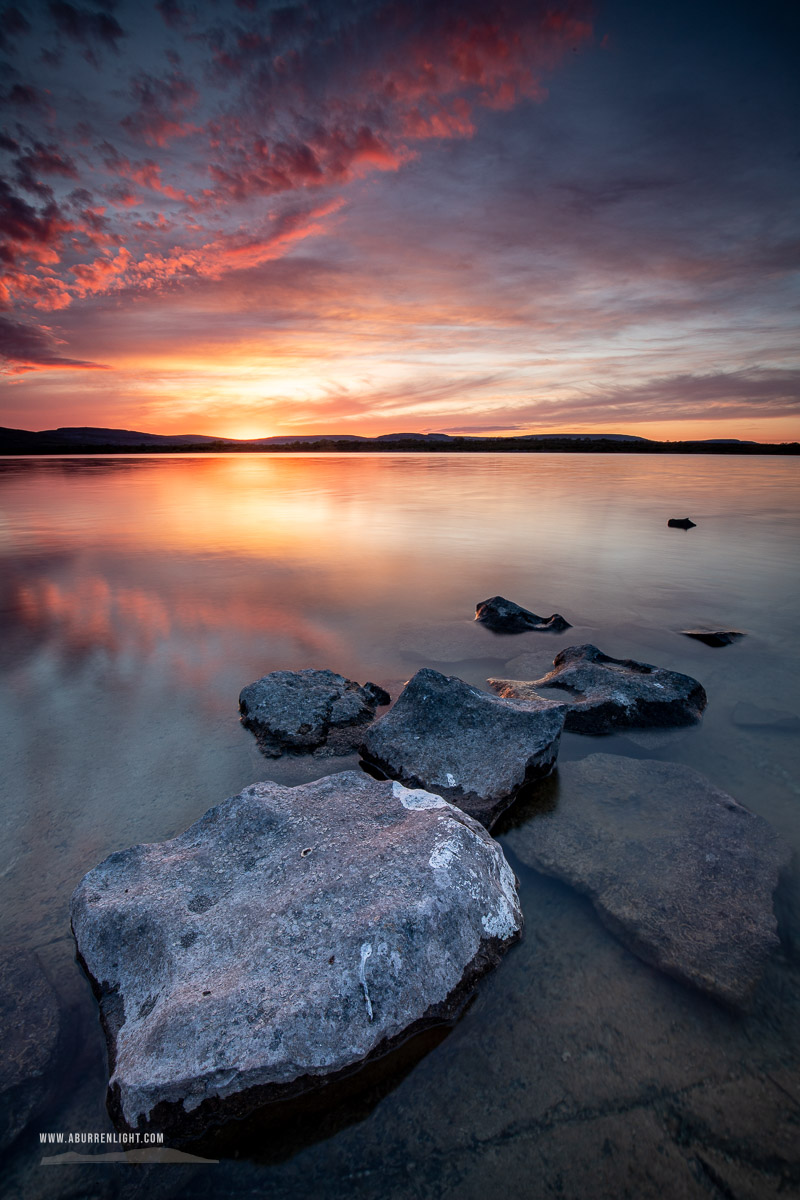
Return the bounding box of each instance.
[239,669,388,757]
[70,771,521,1137]
[489,643,707,733]
[0,947,62,1152]
[503,754,788,1006]
[361,668,565,828]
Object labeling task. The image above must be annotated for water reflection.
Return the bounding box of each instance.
[5,564,348,684]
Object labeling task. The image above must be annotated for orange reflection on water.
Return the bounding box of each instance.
[18,578,118,651]
[6,452,800,680]
[11,570,348,684]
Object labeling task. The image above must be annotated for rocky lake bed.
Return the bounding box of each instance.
[56,599,796,1166]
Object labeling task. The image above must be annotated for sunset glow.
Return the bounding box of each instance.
[1,0,798,441]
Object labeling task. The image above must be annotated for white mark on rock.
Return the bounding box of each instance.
[445,773,456,787]
[359,942,374,1021]
[393,781,447,810]
[429,835,460,870]
[481,850,522,939]
[481,907,517,938]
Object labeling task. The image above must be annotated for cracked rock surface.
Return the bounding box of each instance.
[238,669,388,757]
[475,595,571,634]
[489,643,707,733]
[361,667,565,828]
[503,754,789,1006]
[70,771,521,1137]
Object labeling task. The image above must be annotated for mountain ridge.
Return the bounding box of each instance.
[0,425,793,455]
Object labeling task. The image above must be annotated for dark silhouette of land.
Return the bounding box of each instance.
[1,425,797,455]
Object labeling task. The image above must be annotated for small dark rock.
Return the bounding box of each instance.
[361,667,565,828]
[475,596,571,634]
[489,643,707,734]
[239,668,383,757]
[503,754,789,1007]
[0,947,63,1152]
[362,681,391,707]
[680,629,743,648]
[667,518,696,529]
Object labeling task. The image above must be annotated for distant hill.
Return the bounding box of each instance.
[0,425,796,456]
[375,432,454,442]
[33,427,371,447]
[244,433,368,444]
[518,432,651,442]
[41,426,225,445]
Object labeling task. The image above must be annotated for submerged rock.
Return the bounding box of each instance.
[397,621,508,664]
[239,668,388,757]
[475,596,571,634]
[680,628,744,648]
[70,771,522,1138]
[731,701,800,732]
[361,667,565,828]
[667,518,696,529]
[488,644,707,734]
[0,947,63,1152]
[503,754,789,1006]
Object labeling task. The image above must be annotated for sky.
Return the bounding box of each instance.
[0,0,798,441]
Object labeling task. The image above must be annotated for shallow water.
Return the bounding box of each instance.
[1,452,799,1199]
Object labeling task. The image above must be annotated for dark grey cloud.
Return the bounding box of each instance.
[155,0,189,29]
[121,68,198,144]
[14,142,79,196]
[0,315,106,367]
[492,370,800,431]
[0,5,30,53]
[1,83,48,109]
[47,1,126,51]
[0,178,69,265]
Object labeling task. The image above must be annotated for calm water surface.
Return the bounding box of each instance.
[1,453,799,1199]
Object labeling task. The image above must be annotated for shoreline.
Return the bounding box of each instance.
[1,437,799,456]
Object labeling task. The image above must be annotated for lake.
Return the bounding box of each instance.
[1,452,799,1199]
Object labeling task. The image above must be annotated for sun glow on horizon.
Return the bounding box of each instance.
[222,426,274,442]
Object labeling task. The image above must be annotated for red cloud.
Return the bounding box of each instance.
[3,0,593,316]
[99,143,196,205]
[200,1,592,206]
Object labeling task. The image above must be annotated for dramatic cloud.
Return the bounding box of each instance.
[0,0,797,439]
